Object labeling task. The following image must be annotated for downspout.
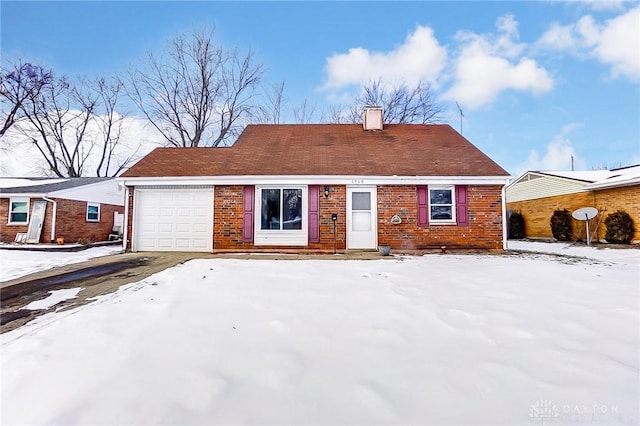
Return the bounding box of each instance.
[42,196,57,243]
[501,183,508,251]
[123,186,130,251]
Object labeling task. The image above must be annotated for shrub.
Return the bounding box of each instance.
[509,211,525,239]
[550,209,572,241]
[604,210,634,244]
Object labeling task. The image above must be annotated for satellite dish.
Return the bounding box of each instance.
[572,207,598,221]
[572,207,599,245]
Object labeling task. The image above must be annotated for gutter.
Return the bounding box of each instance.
[42,196,57,243]
[123,186,130,251]
[502,184,508,251]
[119,175,514,187]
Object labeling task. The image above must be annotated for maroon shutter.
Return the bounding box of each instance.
[456,185,468,226]
[308,185,320,243]
[417,185,429,226]
[243,186,254,242]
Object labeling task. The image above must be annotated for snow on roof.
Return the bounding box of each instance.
[534,170,611,182]
[524,165,640,189]
[0,177,113,194]
[0,178,68,189]
[585,164,640,189]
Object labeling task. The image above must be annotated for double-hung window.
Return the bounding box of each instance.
[8,198,29,224]
[429,186,456,223]
[255,186,307,246]
[86,202,100,222]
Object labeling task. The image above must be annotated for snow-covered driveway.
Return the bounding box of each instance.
[1,243,638,425]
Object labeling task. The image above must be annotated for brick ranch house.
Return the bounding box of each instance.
[506,165,640,243]
[119,111,511,253]
[0,177,125,244]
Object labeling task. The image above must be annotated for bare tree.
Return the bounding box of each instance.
[293,98,317,124]
[126,29,263,147]
[14,72,135,177]
[18,75,95,177]
[258,80,286,124]
[0,61,53,138]
[92,77,137,177]
[329,78,443,124]
[322,103,359,124]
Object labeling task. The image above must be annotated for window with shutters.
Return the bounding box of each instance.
[254,185,308,246]
[429,186,456,223]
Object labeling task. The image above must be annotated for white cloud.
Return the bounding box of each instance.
[537,22,580,51]
[322,25,447,90]
[537,7,639,80]
[515,125,586,175]
[443,15,554,109]
[493,14,526,57]
[0,115,162,177]
[581,0,627,11]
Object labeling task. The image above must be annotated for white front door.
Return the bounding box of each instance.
[346,186,377,249]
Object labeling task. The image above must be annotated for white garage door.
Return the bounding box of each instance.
[134,188,214,252]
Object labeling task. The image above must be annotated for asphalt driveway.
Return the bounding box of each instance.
[0,252,208,333]
[1,250,387,333]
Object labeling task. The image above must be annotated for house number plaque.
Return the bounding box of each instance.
[390,215,402,224]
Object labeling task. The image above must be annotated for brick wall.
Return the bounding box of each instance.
[507,192,594,240]
[507,185,639,242]
[209,184,502,251]
[123,184,504,252]
[213,185,248,249]
[53,198,122,243]
[212,185,348,251]
[378,185,504,250]
[595,185,639,242]
[0,197,123,243]
[0,198,28,242]
[308,185,346,251]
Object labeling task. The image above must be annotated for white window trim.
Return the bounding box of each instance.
[254,185,308,246]
[8,197,30,225]
[86,202,100,222]
[428,185,456,224]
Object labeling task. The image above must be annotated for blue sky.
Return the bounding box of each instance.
[1,0,639,177]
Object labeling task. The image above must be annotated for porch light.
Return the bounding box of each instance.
[324,186,330,198]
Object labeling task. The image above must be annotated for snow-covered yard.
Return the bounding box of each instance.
[0,245,123,282]
[1,242,638,425]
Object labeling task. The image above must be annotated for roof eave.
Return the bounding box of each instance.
[119,175,512,186]
[0,192,47,198]
[584,178,640,190]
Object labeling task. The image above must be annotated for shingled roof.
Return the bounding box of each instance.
[0,177,113,194]
[121,124,509,178]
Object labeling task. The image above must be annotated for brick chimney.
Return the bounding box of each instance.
[363,106,383,131]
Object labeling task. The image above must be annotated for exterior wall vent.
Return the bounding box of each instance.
[363,106,383,131]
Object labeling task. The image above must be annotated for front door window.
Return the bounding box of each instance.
[351,192,371,231]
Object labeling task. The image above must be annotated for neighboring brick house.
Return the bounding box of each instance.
[119,109,511,253]
[506,165,640,243]
[0,177,125,244]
